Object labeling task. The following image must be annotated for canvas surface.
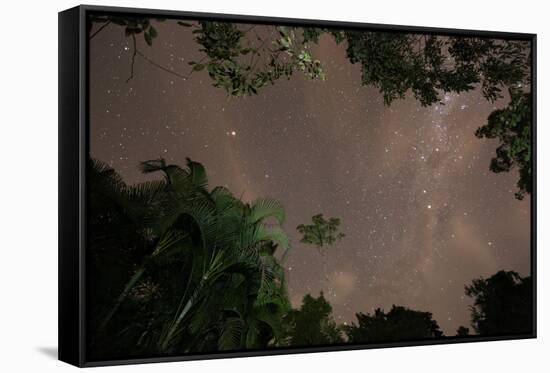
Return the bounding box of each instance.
[86,12,533,361]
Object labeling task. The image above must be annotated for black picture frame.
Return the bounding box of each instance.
[59,4,537,367]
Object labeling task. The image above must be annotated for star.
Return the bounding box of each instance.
[89,23,531,337]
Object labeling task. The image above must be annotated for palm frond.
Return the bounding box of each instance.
[151,229,188,257]
[249,198,286,225]
[89,158,127,196]
[250,225,290,255]
[186,157,208,191]
[253,304,286,343]
[139,158,167,174]
[218,317,243,350]
[126,180,166,202]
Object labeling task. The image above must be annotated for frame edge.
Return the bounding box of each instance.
[58,5,85,368]
[61,4,537,367]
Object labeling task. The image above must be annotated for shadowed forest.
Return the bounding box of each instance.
[87,14,533,360]
[88,158,532,359]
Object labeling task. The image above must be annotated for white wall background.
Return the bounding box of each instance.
[0,0,547,370]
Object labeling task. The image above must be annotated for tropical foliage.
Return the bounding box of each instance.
[88,157,291,359]
[87,157,532,359]
[90,16,533,199]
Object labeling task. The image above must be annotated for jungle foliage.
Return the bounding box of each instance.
[87,158,531,359]
[90,16,533,200]
[88,157,291,359]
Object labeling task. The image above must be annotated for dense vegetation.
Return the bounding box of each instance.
[88,158,291,358]
[87,159,532,359]
[89,16,533,199]
[345,306,443,343]
[87,14,533,361]
[464,270,533,335]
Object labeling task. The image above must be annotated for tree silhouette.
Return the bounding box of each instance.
[456,326,470,336]
[464,270,532,335]
[475,88,531,199]
[283,293,343,346]
[88,158,291,359]
[89,16,533,199]
[297,214,345,295]
[344,305,443,343]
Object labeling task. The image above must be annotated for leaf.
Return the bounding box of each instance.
[279,37,290,49]
[177,21,192,27]
[278,26,288,37]
[249,198,285,225]
[149,25,158,38]
[219,317,243,350]
[192,63,205,71]
[186,157,208,189]
[144,31,152,46]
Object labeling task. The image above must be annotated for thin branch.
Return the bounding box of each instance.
[242,25,256,35]
[244,37,268,79]
[253,27,263,42]
[136,51,188,79]
[90,20,112,39]
[126,34,137,83]
[251,38,267,69]
[136,51,207,81]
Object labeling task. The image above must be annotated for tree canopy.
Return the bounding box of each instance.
[89,16,532,200]
[475,88,531,199]
[87,161,532,359]
[345,305,443,343]
[464,270,532,335]
[297,214,345,294]
[297,213,345,252]
[283,293,343,346]
[456,326,470,336]
[85,15,534,357]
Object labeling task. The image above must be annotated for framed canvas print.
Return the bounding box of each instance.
[58,5,536,367]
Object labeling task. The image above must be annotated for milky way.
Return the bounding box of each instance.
[89,19,531,334]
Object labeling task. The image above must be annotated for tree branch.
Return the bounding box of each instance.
[242,25,256,35]
[90,20,112,39]
[136,50,190,80]
[126,34,137,82]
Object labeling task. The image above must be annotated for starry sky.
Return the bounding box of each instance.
[89,18,531,335]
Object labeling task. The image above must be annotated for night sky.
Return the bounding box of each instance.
[89,19,531,335]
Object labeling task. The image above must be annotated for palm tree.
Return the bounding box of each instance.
[89,159,171,332]
[148,163,290,351]
[88,157,291,356]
